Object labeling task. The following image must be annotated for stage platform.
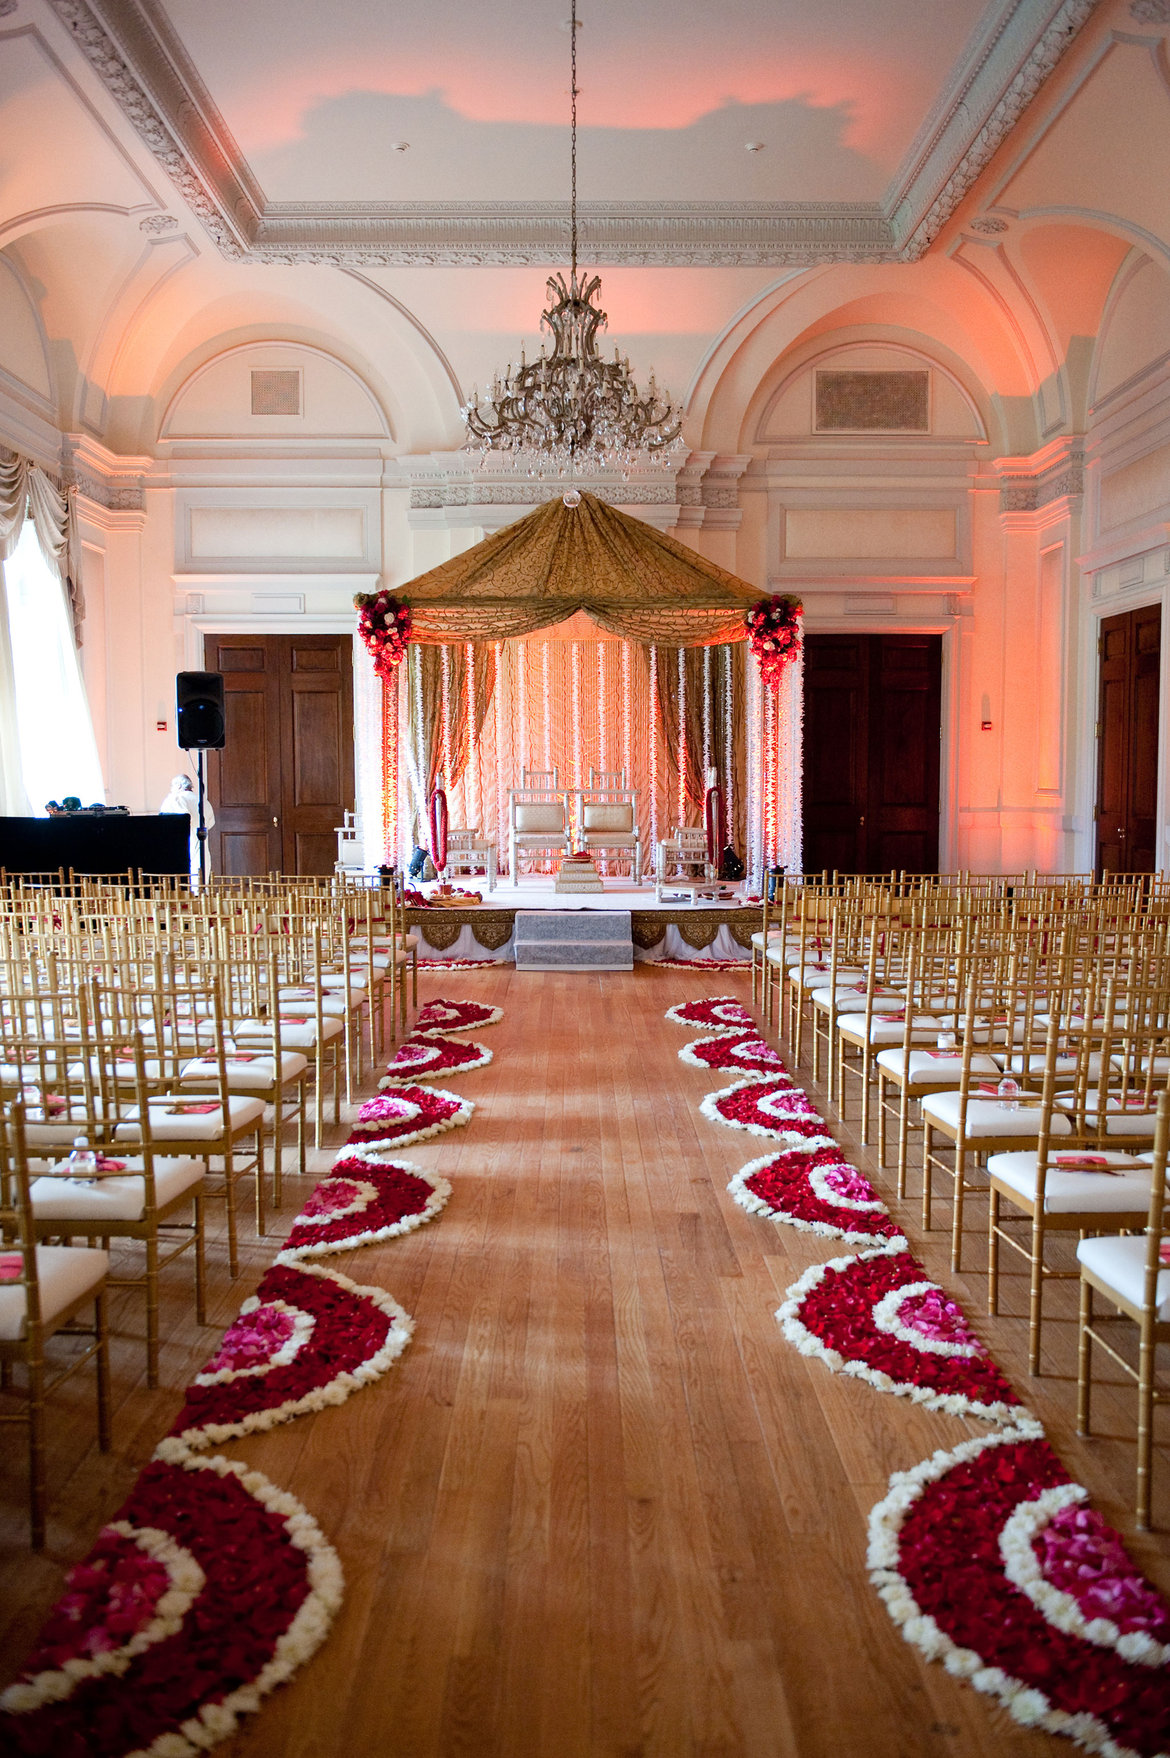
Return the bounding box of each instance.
[404,878,757,963]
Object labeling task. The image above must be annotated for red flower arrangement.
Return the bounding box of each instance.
[163,1261,412,1452]
[730,1147,905,1249]
[870,1430,1170,1755]
[778,1240,1025,1425]
[745,594,802,687]
[0,1447,341,1754]
[416,997,504,1032]
[281,1156,451,1259]
[679,1030,789,1078]
[379,1031,492,1085]
[355,589,412,681]
[345,1082,474,1148]
[664,996,755,1034]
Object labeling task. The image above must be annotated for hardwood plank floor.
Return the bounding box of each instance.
[3,963,1169,1756]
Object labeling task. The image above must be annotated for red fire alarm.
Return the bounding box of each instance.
[980,719,993,731]
[156,719,168,732]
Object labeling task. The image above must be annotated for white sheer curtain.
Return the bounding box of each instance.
[2,518,104,812]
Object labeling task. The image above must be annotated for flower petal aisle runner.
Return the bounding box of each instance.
[379,1032,492,1085]
[1,991,492,1754]
[415,997,503,1032]
[680,1031,789,1079]
[673,995,1170,1757]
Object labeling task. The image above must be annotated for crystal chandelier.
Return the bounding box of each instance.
[461,0,685,482]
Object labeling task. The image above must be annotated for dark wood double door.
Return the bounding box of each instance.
[204,634,354,877]
[1095,605,1160,876]
[802,633,942,875]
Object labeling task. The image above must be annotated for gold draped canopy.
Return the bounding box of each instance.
[403,490,759,647]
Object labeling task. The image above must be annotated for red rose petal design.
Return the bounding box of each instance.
[379,1032,491,1085]
[680,1030,790,1077]
[347,1083,472,1148]
[779,1243,1023,1424]
[415,997,502,1032]
[280,1158,449,1260]
[730,1147,905,1247]
[168,1262,410,1447]
[0,1451,338,1754]
[665,996,755,1034]
[872,1432,1170,1757]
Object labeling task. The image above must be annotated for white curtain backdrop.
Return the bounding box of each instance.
[2,519,104,812]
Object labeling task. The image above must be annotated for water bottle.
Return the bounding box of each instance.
[997,1075,1020,1112]
[66,1136,98,1184]
[20,1083,43,1122]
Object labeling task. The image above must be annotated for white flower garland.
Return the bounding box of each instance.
[776,1242,1034,1428]
[999,1485,1170,1669]
[0,1524,205,1711]
[159,1265,413,1453]
[864,1426,1166,1758]
[281,1159,451,1262]
[2,1444,343,1751]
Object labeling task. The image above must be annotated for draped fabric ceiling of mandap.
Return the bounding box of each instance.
[401,492,761,647]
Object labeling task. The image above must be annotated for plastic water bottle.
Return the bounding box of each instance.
[66,1136,98,1184]
[997,1075,1020,1112]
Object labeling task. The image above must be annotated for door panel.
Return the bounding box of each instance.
[205,634,354,877]
[1095,606,1161,875]
[803,633,941,875]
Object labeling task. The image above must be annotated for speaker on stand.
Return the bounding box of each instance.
[176,672,225,886]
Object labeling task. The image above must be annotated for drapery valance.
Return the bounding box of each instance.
[400,491,759,648]
[0,446,82,641]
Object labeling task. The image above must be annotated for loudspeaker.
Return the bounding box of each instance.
[176,671,226,750]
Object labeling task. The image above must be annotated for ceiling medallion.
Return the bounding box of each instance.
[461,0,685,487]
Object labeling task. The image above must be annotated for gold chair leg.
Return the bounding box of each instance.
[921,1123,934,1230]
[987,1187,1000,1315]
[1027,1213,1045,1375]
[224,1149,240,1278]
[193,1195,207,1325]
[95,1290,112,1450]
[950,1146,967,1273]
[1138,1319,1155,1529]
[145,1234,160,1388]
[28,1351,46,1550]
[1076,1277,1093,1436]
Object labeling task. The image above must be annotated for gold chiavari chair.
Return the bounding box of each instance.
[0,1099,110,1548]
[1077,1091,1170,1528]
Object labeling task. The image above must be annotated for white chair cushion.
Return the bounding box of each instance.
[180,1051,308,1090]
[810,987,906,1013]
[514,804,565,833]
[582,831,637,847]
[987,1149,1151,1214]
[838,1014,938,1046]
[30,1155,204,1222]
[993,1052,1107,1078]
[114,1095,266,1141]
[1077,1234,1170,1319]
[875,1049,1001,1083]
[920,1089,1073,1139]
[583,803,634,833]
[0,1246,108,1341]
[271,1016,346,1048]
[1056,1093,1162,1137]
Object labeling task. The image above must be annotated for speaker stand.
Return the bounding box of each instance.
[195,749,208,887]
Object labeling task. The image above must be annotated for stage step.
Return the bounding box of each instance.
[513,909,633,972]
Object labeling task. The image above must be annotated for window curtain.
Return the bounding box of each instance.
[0,446,103,814]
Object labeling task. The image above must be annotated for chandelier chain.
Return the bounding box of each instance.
[460,0,685,480]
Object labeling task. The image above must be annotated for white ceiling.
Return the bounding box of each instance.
[160,0,988,205]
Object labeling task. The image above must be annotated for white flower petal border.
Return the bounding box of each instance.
[678,1033,788,1078]
[280,1159,452,1262]
[158,1263,414,1453]
[2,1442,344,1750]
[699,1075,835,1145]
[863,1426,1170,1758]
[776,1241,1034,1429]
[727,1154,906,1249]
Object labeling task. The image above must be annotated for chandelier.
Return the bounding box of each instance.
[461,0,685,483]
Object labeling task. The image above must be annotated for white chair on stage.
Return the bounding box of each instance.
[576,769,641,885]
[446,827,497,892]
[507,776,571,881]
[656,825,715,884]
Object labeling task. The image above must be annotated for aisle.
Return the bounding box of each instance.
[4,966,1168,1756]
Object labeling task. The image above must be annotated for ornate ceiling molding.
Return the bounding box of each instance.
[49,0,1102,267]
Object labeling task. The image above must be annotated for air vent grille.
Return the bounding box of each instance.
[250,369,301,416]
[815,370,929,433]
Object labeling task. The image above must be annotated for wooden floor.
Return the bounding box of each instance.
[3,965,1170,1757]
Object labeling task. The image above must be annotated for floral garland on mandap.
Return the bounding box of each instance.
[355,589,412,682]
[745,594,802,688]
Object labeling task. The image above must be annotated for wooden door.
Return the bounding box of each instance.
[204,635,354,877]
[1095,605,1160,875]
[802,633,942,875]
